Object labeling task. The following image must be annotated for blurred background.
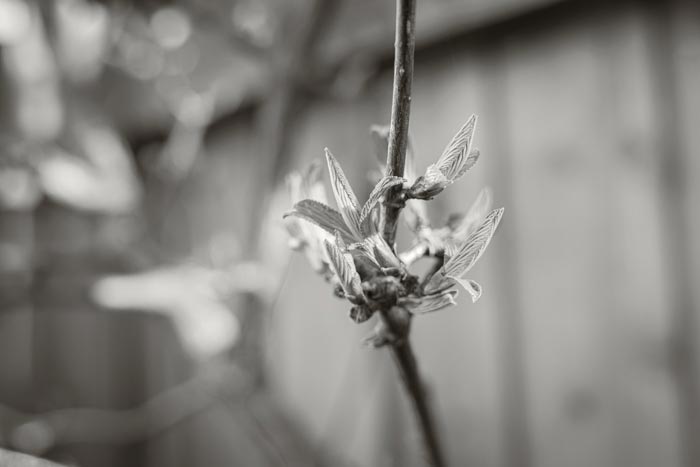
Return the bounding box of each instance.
[1,0,699,466]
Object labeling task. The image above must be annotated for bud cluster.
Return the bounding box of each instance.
[284,115,503,346]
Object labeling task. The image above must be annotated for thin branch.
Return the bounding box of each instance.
[389,341,445,467]
[381,0,417,248]
[379,1,447,466]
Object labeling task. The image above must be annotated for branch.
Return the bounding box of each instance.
[389,341,445,467]
[379,1,447,466]
[381,0,417,247]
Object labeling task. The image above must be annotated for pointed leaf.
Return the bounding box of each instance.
[325,148,363,237]
[285,199,356,244]
[366,233,401,269]
[440,207,503,279]
[408,164,450,199]
[405,290,458,314]
[324,238,365,303]
[360,176,405,235]
[453,148,480,180]
[435,114,477,181]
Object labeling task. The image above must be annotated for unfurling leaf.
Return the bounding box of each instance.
[365,233,402,269]
[441,208,503,278]
[407,115,479,200]
[454,149,480,180]
[324,238,365,304]
[435,114,478,181]
[407,165,450,199]
[360,176,405,235]
[325,149,362,237]
[285,199,356,244]
[404,290,458,314]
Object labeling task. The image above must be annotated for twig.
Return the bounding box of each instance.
[379,1,447,466]
[389,341,445,467]
[381,0,417,248]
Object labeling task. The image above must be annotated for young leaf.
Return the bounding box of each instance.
[453,148,480,180]
[325,148,362,237]
[435,114,477,181]
[359,176,405,235]
[285,199,356,244]
[405,290,458,314]
[366,233,402,269]
[324,238,365,304]
[440,207,503,279]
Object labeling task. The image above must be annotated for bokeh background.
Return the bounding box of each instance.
[1,0,699,466]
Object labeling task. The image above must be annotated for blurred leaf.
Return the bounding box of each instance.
[404,290,457,314]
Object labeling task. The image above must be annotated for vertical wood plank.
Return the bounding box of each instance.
[597,5,681,467]
[502,14,617,467]
[500,4,684,467]
[650,1,700,466]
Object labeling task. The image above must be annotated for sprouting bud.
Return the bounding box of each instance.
[283,113,503,343]
[407,115,480,200]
